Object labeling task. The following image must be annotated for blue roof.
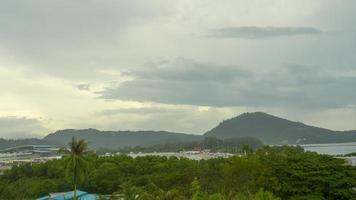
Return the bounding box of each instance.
[37,190,99,200]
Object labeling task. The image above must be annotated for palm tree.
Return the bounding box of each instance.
[61,137,89,200]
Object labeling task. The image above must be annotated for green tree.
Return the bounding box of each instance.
[122,185,139,200]
[61,137,89,200]
[254,189,280,200]
[207,193,224,200]
[191,178,206,200]
[223,155,265,194]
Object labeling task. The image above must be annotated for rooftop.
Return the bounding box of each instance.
[37,190,99,200]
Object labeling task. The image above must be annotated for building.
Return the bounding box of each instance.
[0,145,60,169]
[0,145,58,155]
[37,190,99,200]
[336,156,356,166]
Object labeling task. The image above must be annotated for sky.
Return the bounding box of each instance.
[1,0,356,138]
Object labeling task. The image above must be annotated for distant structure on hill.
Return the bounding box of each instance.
[0,145,60,171]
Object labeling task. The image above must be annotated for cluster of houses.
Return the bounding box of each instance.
[0,145,60,174]
[120,150,234,160]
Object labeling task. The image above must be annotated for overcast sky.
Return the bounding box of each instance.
[1,0,356,138]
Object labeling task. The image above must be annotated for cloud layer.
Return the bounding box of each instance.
[207,26,322,39]
[99,58,356,109]
[0,117,48,138]
[1,0,356,137]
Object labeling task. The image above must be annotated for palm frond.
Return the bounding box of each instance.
[65,137,90,188]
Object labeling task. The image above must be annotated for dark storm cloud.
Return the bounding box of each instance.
[207,26,322,39]
[98,58,356,109]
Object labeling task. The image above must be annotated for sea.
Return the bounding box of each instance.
[300,142,356,155]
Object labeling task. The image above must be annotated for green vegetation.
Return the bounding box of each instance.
[61,137,90,199]
[44,129,202,150]
[2,112,356,152]
[205,112,356,144]
[0,145,355,199]
[112,137,263,154]
[344,152,356,157]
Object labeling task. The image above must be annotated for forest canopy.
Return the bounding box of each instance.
[0,145,355,199]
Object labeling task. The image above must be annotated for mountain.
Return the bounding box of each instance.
[43,128,202,150]
[2,112,356,150]
[205,112,356,144]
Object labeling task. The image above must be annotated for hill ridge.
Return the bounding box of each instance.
[2,112,356,150]
[205,112,356,144]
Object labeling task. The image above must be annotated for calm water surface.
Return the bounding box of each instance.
[301,142,356,155]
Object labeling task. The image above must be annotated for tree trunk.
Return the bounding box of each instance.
[74,157,77,200]
[74,184,77,200]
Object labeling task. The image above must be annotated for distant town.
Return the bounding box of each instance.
[1,143,355,176]
[0,144,234,172]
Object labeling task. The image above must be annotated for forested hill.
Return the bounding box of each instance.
[205,112,356,144]
[43,129,202,149]
[2,112,356,150]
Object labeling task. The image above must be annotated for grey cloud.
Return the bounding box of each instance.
[101,79,237,106]
[0,117,48,138]
[207,26,322,39]
[0,0,169,80]
[98,58,250,106]
[135,58,251,82]
[94,106,233,134]
[0,1,161,49]
[98,58,356,109]
[236,64,356,109]
[76,83,91,91]
[95,107,185,117]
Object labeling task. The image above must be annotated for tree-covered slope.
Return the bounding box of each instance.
[205,112,356,144]
[43,128,202,149]
[2,112,356,150]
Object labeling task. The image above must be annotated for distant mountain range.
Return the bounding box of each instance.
[1,112,356,150]
[205,112,356,144]
[43,129,201,150]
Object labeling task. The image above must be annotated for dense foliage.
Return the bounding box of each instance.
[44,129,202,150]
[0,146,355,200]
[62,137,90,199]
[108,137,263,154]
